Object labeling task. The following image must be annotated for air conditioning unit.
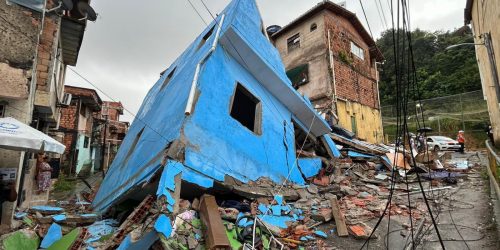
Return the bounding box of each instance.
[58,93,72,107]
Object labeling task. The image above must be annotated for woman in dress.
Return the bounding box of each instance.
[37,153,52,194]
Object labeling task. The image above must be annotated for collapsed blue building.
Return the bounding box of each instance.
[92,0,341,215]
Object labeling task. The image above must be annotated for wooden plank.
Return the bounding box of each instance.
[172,173,182,215]
[329,133,387,155]
[199,194,231,250]
[330,197,348,237]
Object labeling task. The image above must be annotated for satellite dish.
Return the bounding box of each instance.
[60,0,73,11]
[77,1,97,21]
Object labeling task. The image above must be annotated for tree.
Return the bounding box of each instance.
[376,27,481,105]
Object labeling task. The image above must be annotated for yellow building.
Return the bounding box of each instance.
[465,0,500,146]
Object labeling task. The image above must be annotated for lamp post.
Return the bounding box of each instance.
[446,33,500,104]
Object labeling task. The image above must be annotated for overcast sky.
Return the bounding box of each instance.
[65,0,466,122]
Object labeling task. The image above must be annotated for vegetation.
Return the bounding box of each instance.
[376,27,481,105]
[53,174,76,192]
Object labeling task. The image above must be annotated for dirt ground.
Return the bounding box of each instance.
[317,151,500,250]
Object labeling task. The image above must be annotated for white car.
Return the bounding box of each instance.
[426,136,461,151]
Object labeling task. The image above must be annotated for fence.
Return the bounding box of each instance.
[381,90,490,148]
[486,140,500,201]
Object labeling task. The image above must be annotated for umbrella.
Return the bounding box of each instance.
[0,117,65,154]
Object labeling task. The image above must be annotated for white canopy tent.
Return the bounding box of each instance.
[0,117,65,154]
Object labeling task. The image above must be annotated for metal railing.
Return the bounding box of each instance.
[485,140,500,200]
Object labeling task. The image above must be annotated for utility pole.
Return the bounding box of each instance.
[100,113,108,176]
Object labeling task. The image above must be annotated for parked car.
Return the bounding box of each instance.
[426,136,461,151]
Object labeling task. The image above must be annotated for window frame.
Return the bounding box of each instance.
[196,25,216,51]
[350,41,365,60]
[229,83,262,135]
[310,23,317,32]
[287,33,301,53]
[160,67,176,91]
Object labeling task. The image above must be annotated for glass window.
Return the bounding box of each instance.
[287,33,301,52]
[286,64,309,89]
[350,41,364,60]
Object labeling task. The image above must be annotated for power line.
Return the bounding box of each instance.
[186,0,208,25]
[358,0,374,39]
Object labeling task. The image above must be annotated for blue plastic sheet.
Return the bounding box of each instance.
[40,223,62,248]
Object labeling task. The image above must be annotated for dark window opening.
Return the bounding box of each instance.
[310,23,317,32]
[287,33,300,52]
[0,104,5,117]
[230,84,261,134]
[286,64,309,89]
[122,127,145,167]
[83,136,89,148]
[160,67,176,91]
[197,25,215,51]
[351,115,357,135]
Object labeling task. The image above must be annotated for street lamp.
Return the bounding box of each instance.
[446,33,500,104]
[445,43,484,50]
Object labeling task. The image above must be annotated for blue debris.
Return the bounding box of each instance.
[297,158,323,178]
[322,135,341,157]
[52,214,66,222]
[14,212,27,219]
[237,212,253,227]
[165,192,175,205]
[315,230,328,238]
[348,151,376,159]
[258,204,268,214]
[85,219,118,243]
[31,206,63,213]
[40,223,62,248]
[271,205,282,216]
[300,236,308,241]
[257,215,296,229]
[154,215,173,238]
[80,213,97,218]
[274,195,284,205]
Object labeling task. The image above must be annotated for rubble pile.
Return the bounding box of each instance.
[0,133,481,250]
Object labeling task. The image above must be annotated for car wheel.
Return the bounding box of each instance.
[434,145,440,151]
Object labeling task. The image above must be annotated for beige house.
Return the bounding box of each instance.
[270,1,384,143]
[465,0,500,146]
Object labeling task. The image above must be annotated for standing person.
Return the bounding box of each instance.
[36,153,53,194]
[457,130,466,154]
[486,125,494,144]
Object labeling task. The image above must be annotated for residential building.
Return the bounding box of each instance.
[95,101,129,171]
[270,1,385,143]
[59,86,102,176]
[465,0,500,146]
[92,0,339,213]
[0,0,94,226]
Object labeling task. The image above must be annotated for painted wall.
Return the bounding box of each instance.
[184,47,302,185]
[75,133,92,174]
[469,0,500,145]
[336,100,383,143]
